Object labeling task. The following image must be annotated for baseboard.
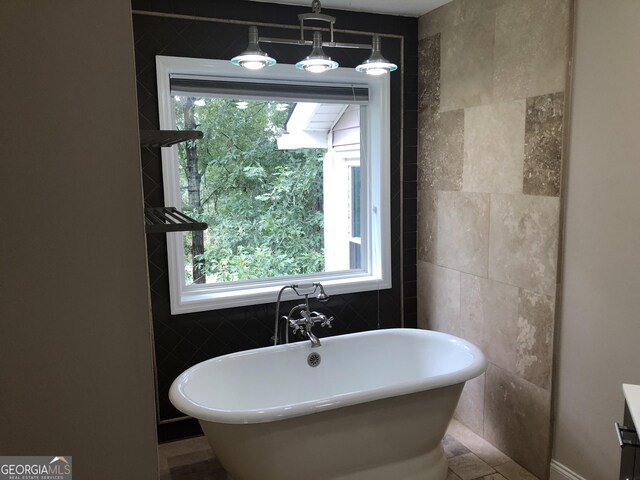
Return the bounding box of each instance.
[549,460,587,480]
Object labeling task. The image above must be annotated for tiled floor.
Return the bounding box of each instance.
[158,419,539,480]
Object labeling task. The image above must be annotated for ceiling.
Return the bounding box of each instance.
[249,0,451,17]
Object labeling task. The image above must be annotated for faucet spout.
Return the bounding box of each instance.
[306,329,322,348]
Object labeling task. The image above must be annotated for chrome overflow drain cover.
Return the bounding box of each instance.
[307,352,321,367]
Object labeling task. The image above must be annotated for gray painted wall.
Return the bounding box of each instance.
[0,1,158,478]
[553,0,640,477]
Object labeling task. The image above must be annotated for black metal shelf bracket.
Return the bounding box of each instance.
[140,130,203,147]
[144,207,208,234]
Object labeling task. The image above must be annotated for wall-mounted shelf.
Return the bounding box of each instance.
[144,207,208,234]
[140,130,203,147]
[141,130,207,234]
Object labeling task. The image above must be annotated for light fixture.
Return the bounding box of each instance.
[356,35,398,76]
[230,0,398,75]
[230,26,276,70]
[295,31,339,73]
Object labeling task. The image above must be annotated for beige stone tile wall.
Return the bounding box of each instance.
[417,0,572,478]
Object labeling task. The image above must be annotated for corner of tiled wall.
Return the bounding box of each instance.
[417,0,572,478]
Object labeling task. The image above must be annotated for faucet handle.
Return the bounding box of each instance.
[289,318,303,333]
[321,316,334,328]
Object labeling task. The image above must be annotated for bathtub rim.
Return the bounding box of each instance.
[169,328,487,424]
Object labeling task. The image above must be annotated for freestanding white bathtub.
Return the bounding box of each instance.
[169,328,486,480]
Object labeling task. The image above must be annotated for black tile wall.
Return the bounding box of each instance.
[131,0,418,430]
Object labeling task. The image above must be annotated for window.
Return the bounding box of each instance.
[156,56,391,313]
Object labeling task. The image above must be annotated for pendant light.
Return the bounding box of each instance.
[356,35,398,76]
[295,31,339,73]
[231,26,276,70]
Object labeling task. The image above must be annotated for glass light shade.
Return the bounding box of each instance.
[295,31,339,73]
[356,35,398,76]
[231,26,276,70]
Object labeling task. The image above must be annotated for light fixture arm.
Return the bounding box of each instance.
[257,35,370,50]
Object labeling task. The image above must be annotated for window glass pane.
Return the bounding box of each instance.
[173,95,361,286]
[350,166,361,239]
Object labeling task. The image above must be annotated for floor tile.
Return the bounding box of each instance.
[448,453,496,480]
[159,437,227,480]
[444,433,472,458]
[495,461,540,480]
[448,419,511,467]
[159,436,211,457]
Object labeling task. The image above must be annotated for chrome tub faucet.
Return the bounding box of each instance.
[273,282,333,347]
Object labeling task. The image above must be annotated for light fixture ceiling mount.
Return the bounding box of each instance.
[230,0,398,75]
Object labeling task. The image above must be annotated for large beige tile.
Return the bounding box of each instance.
[448,453,496,480]
[516,289,555,391]
[448,419,511,467]
[419,0,508,38]
[417,261,461,335]
[460,274,519,372]
[419,1,462,37]
[460,274,554,389]
[489,194,560,295]
[436,191,490,277]
[494,0,570,101]
[463,100,526,194]
[495,461,540,480]
[454,372,485,436]
[419,109,465,191]
[484,364,551,480]
[418,189,438,263]
[458,274,485,346]
[457,0,509,22]
[440,11,496,111]
[523,92,565,197]
[419,34,441,118]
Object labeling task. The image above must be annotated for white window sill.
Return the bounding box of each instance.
[170,273,391,314]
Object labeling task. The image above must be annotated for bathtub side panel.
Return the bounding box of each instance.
[200,384,463,480]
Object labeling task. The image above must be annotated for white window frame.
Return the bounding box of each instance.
[155,55,391,314]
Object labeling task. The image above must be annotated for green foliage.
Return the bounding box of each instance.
[175,97,325,284]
